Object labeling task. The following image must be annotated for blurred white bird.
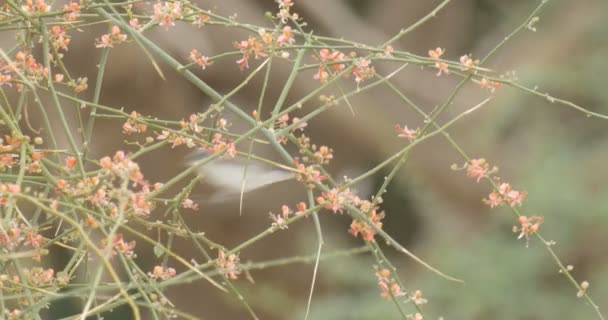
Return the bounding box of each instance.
[186,150,294,206]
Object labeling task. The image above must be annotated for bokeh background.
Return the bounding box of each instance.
[5,0,608,319]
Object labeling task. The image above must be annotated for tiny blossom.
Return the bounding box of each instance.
[407,313,423,320]
[435,61,449,76]
[22,0,51,15]
[483,191,504,208]
[460,54,478,71]
[149,265,177,281]
[56,179,70,193]
[193,14,210,28]
[189,49,212,70]
[100,150,147,186]
[131,192,154,216]
[74,77,88,92]
[217,118,228,130]
[498,183,528,207]
[95,26,128,48]
[278,0,294,8]
[275,113,290,135]
[129,18,142,30]
[353,58,375,83]
[11,51,48,83]
[55,73,64,82]
[0,223,23,250]
[8,309,21,318]
[234,36,268,71]
[63,2,81,21]
[295,202,307,215]
[375,268,406,300]
[479,77,502,93]
[182,198,199,210]
[428,47,444,60]
[50,26,71,51]
[314,145,333,164]
[24,267,55,286]
[394,124,417,142]
[270,212,288,229]
[383,45,394,57]
[281,205,292,219]
[349,202,385,241]
[314,49,346,83]
[276,0,297,23]
[466,158,491,183]
[64,156,77,172]
[577,281,590,298]
[277,26,295,46]
[122,111,148,134]
[260,30,274,46]
[291,117,307,131]
[295,161,326,187]
[86,215,98,229]
[514,215,543,242]
[317,187,355,214]
[410,290,428,305]
[217,250,240,280]
[0,153,18,171]
[0,73,12,87]
[104,234,136,256]
[152,1,183,29]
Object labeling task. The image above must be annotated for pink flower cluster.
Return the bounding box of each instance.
[483,183,528,208]
[314,49,346,83]
[95,26,128,48]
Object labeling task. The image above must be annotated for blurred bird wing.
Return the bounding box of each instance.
[195,160,293,193]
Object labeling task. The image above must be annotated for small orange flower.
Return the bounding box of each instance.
[428,47,444,60]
